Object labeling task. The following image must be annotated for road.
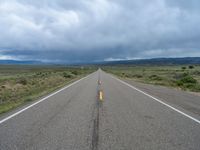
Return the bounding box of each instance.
[0,69,200,150]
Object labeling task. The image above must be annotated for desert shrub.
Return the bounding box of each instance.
[181,66,186,70]
[188,65,194,69]
[193,84,200,91]
[132,74,143,78]
[25,98,32,102]
[173,72,188,80]
[176,80,183,86]
[0,90,12,102]
[124,73,133,78]
[41,73,47,77]
[176,75,199,91]
[121,73,125,76]
[36,72,42,75]
[149,75,162,81]
[63,72,74,78]
[71,70,78,75]
[193,71,200,75]
[17,77,27,85]
[179,75,197,84]
[35,72,49,77]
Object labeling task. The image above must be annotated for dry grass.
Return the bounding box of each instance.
[0,65,95,114]
[103,65,200,92]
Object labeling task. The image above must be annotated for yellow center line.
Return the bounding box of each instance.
[99,90,103,101]
[98,79,104,101]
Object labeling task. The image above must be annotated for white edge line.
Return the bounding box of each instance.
[110,75,200,125]
[0,72,95,124]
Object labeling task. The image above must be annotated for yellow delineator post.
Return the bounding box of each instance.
[99,90,103,101]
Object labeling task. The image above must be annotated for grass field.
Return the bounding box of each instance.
[103,65,200,92]
[0,65,95,114]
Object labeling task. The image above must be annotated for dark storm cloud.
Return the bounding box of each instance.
[0,0,200,62]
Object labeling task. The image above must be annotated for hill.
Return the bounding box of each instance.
[0,60,41,65]
[101,57,200,66]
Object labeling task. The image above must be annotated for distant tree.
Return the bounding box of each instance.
[188,65,194,69]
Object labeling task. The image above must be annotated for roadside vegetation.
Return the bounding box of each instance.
[0,65,95,114]
[103,65,200,92]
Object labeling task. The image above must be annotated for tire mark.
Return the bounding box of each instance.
[91,72,103,150]
[91,101,100,150]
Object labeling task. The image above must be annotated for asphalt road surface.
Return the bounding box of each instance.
[0,69,200,150]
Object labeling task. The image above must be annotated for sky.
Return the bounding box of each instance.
[0,0,200,63]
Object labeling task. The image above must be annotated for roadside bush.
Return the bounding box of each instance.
[176,75,199,91]
[179,75,197,84]
[193,71,200,75]
[176,80,183,86]
[63,72,74,78]
[35,72,49,77]
[124,73,133,78]
[17,77,28,85]
[121,73,125,76]
[149,75,162,81]
[71,70,78,75]
[132,74,143,78]
[194,84,200,91]
[36,72,42,76]
[181,66,186,70]
[188,65,194,69]
[173,72,188,80]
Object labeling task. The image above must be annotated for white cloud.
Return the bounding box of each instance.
[0,55,15,60]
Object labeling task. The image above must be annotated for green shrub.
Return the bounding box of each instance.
[176,80,183,86]
[176,75,199,91]
[173,72,188,80]
[124,73,133,78]
[17,77,27,85]
[193,71,200,75]
[194,84,200,91]
[121,73,125,76]
[71,70,78,75]
[179,76,197,84]
[149,75,162,81]
[188,65,194,69]
[132,74,143,78]
[182,66,186,70]
[63,72,74,78]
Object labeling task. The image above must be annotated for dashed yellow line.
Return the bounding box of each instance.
[99,90,103,101]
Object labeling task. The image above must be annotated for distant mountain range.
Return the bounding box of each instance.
[0,57,200,65]
[0,60,42,64]
[99,57,200,66]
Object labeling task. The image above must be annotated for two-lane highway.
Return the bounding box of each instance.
[0,70,200,150]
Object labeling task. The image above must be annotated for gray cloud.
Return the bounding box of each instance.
[0,0,200,62]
